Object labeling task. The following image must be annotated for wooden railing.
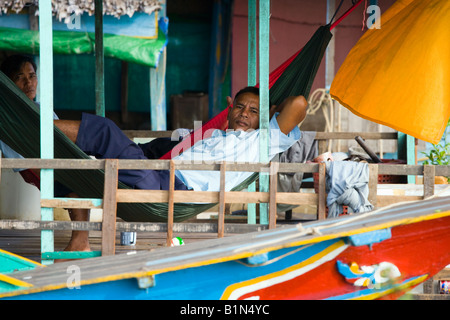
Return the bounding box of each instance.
[0,128,448,261]
[122,130,401,155]
[1,156,450,261]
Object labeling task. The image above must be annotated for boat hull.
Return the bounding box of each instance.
[2,214,449,300]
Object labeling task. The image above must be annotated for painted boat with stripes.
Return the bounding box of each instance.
[0,195,449,300]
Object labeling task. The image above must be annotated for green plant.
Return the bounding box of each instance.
[422,119,450,183]
[421,142,450,166]
[422,119,450,164]
[421,119,450,182]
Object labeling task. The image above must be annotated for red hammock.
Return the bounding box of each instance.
[161,0,363,160]
[19,169,40,189]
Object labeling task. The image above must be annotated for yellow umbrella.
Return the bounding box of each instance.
[330,0,450,144]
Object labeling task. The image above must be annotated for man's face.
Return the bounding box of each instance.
[227,92,260,131]
[12,62,37,100]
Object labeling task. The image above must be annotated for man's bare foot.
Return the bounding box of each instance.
[55,231,91,263]
[55,202,92,263]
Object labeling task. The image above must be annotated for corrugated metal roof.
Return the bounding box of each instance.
[0,0,162,20]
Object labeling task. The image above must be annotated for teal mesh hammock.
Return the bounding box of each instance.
[0,25,332,222]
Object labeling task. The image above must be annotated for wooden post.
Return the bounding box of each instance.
[150,1,167,130]
[95,0,105,117]
[326,0,336,152]
[120,61,129,124]
[368,164,378,207]
[259,0,270,225]
[247,0,257,225]
[101,159,119,256]
[150,49,167,130]
[397,132,415,183]
[166,160,175,246]
[423,165,435,199]
[248,0,257,86]
[38,0,55,265]
[269,162,279,229]
[218,162,226,238]
[317,162,327,220]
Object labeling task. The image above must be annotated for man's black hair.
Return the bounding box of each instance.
[234,86,259,100]
[0,54,37,78]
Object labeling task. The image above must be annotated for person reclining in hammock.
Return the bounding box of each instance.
[55,86,308,193]
[1,71,307,253]
[0,54,91,255]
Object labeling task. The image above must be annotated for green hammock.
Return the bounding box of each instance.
[0,24,332,222]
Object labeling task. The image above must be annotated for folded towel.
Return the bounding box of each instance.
[325,161,373,218]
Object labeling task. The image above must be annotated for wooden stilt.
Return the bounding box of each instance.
[218,162,226,238]
[423,165,435,199]
[317,162,327,220]
[269,162,278,229]
[166,160,175,246]
[368,163,378,207]
[101,159,119,256]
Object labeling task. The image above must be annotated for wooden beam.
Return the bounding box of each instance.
[122,130,400,140]
[116,189,319,205]
[150,2,167,130]
[38,0,55,265]
[248,0,257,86]
[368,164,378,207]
[326,0,335,91]
[120,61,129,124]
[166,160,175,246]
[397,132,416,183]
[41,198,103,209]
[259,0,270,225]
[95,0,105,117]
[247,0,257,226]
[269,162,278,229]
[124,130,173,139]
[218,163,226,238]
[315,131,398,140]
[0,220,102,231]
[423,165,435,199]
[101,159,119,256]
[1,158,105,170]
[0,220,268,234]
[317,162,327,220]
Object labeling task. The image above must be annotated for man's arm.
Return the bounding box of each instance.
[54,120,81,143]
[270,95,308,135]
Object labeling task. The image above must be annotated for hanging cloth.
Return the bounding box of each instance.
[330,0,450,144]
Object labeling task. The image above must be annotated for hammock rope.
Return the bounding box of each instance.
[306,88,335,152]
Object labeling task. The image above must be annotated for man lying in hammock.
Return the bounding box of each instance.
[53,86,307,252]
[0,64,306,253]
[56,86,307,192]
